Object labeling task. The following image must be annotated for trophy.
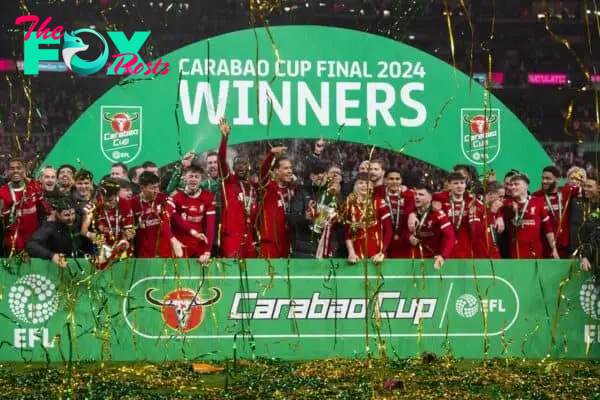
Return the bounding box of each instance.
[311,203,336,234]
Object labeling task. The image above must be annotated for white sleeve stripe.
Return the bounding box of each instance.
[440,222,451,229]
[381,213,391,220]
[542,216,549,222]
[206,211,216,215]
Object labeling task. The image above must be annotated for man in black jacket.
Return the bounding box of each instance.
[289,162,344,258]
[26,197,85,267]
[572,175,600,276]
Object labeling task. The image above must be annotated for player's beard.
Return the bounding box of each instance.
[545,182,557,193]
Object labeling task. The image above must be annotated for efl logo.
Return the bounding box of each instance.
[580,277,600,343]
[8,274,58,349]
[455,294,507,319]
[145,287,222,332]
[16,15,172,76]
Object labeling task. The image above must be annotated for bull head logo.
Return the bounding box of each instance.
[145,287,222,332]
[103,112,139,134]
[463,114,497,135]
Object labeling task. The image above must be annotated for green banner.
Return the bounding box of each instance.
[0,259,598,361]
[42,26,551,188]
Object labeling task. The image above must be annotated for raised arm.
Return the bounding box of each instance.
[260,146,287,186]
[166,151,195,194]
[218,117,231,178]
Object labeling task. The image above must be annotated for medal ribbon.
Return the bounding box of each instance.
[450,196,465,231]
[278,188,291,214]
[514,196,530,229]
[544,191,563,226]
[385,190,401,232]
[138,196,156,229]
[7,182,26,226]
[103,205,120,240]
[239,181,255,220]
[416,208,430,236]
[487,211,497,245]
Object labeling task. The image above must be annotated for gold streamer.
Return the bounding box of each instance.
[563,99,584,143]
[442,0,457,82]
[363,258,370,355]
[549,259,575,349]
[541,1,590,81]
[99,0,121,31]
[457,0,475,90]
[488,0,496,85]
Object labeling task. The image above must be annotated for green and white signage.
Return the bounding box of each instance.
[43,26,551,187]
[0,259,597,361]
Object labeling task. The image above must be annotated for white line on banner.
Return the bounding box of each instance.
[439,282,454,329]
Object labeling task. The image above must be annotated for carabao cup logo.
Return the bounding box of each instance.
[62,29,109,75]
[580,276,600,320]
[145,287,222,332]
[8,274,59,325]
[103,112,139,134]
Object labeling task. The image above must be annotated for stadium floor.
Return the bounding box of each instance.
[1,357,599,399]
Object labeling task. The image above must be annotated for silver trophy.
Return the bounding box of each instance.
[311,203,336,234]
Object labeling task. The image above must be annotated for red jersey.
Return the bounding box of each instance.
[259,152,294,258]
[373,184,386,198]
[433,192,485,258]
[342,195,392,258]
[502,196,553,259]
[383,189,416,258]
[406,208,455,259]
[473,208,501,259]
[218,134,258,258]
[532,185,578,257]
[0,180,47,252]
[93,198,135,247]
[167,189,216,257]
[131,192,174,258]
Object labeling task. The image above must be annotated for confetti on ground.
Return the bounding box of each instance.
[1,357,599,399]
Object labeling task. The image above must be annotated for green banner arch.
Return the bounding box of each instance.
[43,26,551,187]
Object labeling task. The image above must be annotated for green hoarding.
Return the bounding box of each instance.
[0,259,597,361]
[42,26,551,188]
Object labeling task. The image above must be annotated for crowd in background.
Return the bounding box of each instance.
[0,0,598,184]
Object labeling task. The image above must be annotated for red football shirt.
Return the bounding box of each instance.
[433,191,484,258]
[532,185,578,257]
[407,208,455,259]
[502,196,553,259]
[258,152,294,258]
[218,134,258,258]
[384,189,416,258]
[0,180,47,252]
[132,192,174,258]
[342,195,392,258]
[473,208,501,259]
[94,197,135,247]
[167,189,216,257]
